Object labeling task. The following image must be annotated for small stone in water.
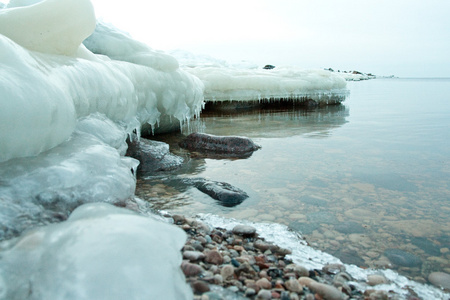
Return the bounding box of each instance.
[428,272,450,290]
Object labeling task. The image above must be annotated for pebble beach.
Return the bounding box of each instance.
[168,214,431,300]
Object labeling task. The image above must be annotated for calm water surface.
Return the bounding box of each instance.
[137,78,450,281]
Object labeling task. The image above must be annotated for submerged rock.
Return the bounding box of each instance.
[384,249,422,267]
[190,179,249,207]
[179,132,261,158]
[428,272,450,290]
[126,137,183,174]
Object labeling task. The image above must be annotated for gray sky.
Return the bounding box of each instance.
[2,0,450,77]
[91,0,450,78]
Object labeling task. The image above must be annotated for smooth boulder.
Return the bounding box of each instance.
[179,132,260,158]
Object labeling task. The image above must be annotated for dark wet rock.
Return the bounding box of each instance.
[334,221,366,234]
[126,137,183,174]
[232,225,257,237]
[263,65,275,70]
[179,132,261,158]
[384,249,422,267]
[190,179,248,207]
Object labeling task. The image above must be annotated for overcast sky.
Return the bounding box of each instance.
[2,0,449,77]
[89,0,450,78]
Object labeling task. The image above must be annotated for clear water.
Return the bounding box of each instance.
[137,78,450,282]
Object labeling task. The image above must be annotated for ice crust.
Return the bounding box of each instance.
[0,1,204,162]
[171,50,349,104]
[0,203,193,300]
[198,214,450,300]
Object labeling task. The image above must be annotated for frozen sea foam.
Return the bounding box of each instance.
[0,203,193,300]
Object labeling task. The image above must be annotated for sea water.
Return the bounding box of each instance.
[137,78,450,285]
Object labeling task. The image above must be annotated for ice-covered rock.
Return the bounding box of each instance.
[0,203,193,300]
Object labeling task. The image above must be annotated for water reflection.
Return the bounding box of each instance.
[184,104,349,138]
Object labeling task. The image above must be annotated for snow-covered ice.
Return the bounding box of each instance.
[0,203,192,300]
[171,50,349,104]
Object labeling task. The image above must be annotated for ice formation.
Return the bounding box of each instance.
[0,0,204,162]
[0,203,193,300]
[171,50,349,105]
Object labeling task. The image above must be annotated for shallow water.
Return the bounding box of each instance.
[137,78,450,282]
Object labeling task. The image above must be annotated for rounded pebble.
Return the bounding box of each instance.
[205,250,223,265]
[256,277,272,290]
[428,272,450,290]
[232,225,257,237]
[220,265,235,280]
[367,274,389,286]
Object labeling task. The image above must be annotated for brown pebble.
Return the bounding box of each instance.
[271,291,281,298]
[205,250,223,265]
[256,277,272,290]
[285,277,303,293]
[298,277,344,300]
[181,261,203,276]
[221,265,235,280]
[191,281,210,294]
[172,214,185,224]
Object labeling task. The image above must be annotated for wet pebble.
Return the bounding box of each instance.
[256,289,272,300]
[285,278,302,293]
[232,224,257,237]
[192,280,210,294]
[220,265,235,280]
[298,277,344,300]
[367,274,389,286]
[256,277,272,290]
[205,250,223,265]
[183,250,206,262]
[428,271,450,290]
[181,261,204,276]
